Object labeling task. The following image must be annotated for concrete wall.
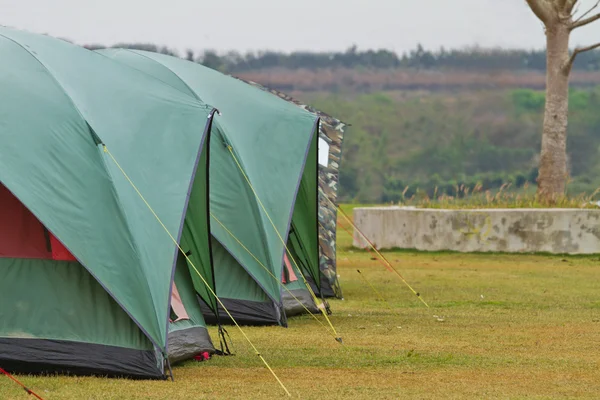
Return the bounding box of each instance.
[352,207,600,254]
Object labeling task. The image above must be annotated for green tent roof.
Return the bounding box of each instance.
[0,27,214,351]
[98,49,319,322]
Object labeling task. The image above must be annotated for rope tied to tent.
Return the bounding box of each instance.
[102,145,291,397]
[226,145,343,344]
[211,212,343,344]
[0,367,45,400]
[329,198,430,309]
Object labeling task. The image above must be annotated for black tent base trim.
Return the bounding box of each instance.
[200,298,283,327]
[282,288,319,317]
[0,338,164,380]
[167,326,214,365]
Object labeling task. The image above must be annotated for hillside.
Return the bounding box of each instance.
[294,88,600,203]
[238,68,600,93]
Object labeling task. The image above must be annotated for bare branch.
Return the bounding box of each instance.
[525,0,553,23]
[565,42,600,72]
[572,0,599,23]
[571,12,600,28]
[571,0,600,30]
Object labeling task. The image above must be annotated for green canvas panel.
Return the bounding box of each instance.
[95,49,199,100]
[180,140,218,314]
[95,48,278,305]
[0,28,213,350]
[169,255,208,333]
[126,52,318,286]
[289,131,320,289]
[212,239,269,303]
[0,258,152,351]
[209,125,281,302]
[95,49,318,312]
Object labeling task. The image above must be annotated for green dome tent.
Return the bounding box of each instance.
[0,27,217,379]
[97,49,324,324]
[232,79,347,299]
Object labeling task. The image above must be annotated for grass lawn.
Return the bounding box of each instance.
[2,221,600,399]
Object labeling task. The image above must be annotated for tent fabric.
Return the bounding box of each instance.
[230,79,347,298]
[0,183,51,259]
[199,239,282,326]
[0,182,75,261]
[167,327,212,365]
[281,289,319,317]
[282,226,320,317]
[49,234,77,261]
[0,27,216,378]
[282,254,298,283]
[0,258,153,351]
[286,130,320,289]
[98,48,319,325]
[169,283,190,322]
[167,256,214,363]
[0,26,212,350]
[0,338,163,379]
[200,299,283,326]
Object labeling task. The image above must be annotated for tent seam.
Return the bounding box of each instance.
[94,49,204,103]
[164,109,216,355]
[128,50,205,103]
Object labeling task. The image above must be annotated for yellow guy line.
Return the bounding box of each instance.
[355,269,394,312]
[322,220,394,312]
[102,145,291,397]
[227,146,343,343]
[328,198,430,309]
[211,212,342,343]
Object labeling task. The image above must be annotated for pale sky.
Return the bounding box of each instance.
[2,0,600,54]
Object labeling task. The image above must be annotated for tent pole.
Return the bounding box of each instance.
[165,357,174,382]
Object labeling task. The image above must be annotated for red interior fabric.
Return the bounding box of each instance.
[169,282,190,322]
[49,234,77,261]
[0,183,52,259]
[282,253,298,283]
[0,182,75,261]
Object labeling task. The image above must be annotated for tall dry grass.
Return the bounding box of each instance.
[392,183,600,209]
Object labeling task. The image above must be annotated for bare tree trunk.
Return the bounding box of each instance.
[537,23,571,201]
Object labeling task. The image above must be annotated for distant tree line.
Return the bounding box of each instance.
[84,42,600,72]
